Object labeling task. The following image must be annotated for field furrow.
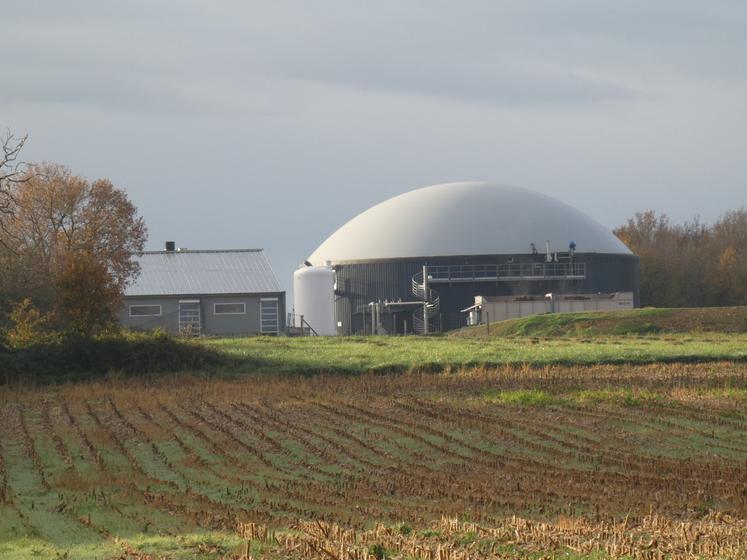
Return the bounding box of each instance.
[4,360,747,558]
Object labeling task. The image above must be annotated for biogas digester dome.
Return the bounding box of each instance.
[296,182,639,334]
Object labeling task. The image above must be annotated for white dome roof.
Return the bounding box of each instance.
[309,182,631,264]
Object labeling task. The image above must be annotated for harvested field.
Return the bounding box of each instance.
[2,362,747,558]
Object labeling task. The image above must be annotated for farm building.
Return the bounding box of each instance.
[121,243,285,336]
[294,182,639,335]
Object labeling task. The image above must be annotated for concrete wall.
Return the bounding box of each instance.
[474,292,634,323]
[120,292,286,336]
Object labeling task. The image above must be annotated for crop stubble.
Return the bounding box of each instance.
[2,362,747,558]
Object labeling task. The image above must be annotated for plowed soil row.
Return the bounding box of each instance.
[2,362,747,559]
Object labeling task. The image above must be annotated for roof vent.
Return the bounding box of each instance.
[165,241,175,251]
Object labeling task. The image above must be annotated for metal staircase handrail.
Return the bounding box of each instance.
[286,313,319,336]
[411,270,440,333]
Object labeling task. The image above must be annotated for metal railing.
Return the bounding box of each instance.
[411,271,440,334]
[286,313,319,336]
[425,262,586,282]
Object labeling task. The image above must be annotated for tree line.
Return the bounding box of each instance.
[0,132,146,343]
[1,129,746,345]
[614,209,747,308]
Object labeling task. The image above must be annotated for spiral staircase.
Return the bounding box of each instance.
[411,270,440,333]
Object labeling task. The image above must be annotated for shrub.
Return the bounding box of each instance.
[6,299,56,349]
[0,330,235,385]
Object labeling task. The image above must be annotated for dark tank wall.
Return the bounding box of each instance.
[333,253,640,334]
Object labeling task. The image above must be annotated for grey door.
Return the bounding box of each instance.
[179,301,201,336]
[260,298,279,335]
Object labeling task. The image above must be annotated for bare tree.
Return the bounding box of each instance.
[0,131,29,238]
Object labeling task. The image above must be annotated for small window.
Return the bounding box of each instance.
[129,304,162,317]
[214,303,246,315]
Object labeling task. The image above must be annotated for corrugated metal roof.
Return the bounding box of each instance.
[125,249,283,297]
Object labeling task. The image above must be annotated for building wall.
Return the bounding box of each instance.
[475,292,634,323]
[120,292,286,336]
[121,297,180,333]
[332,253,639,334]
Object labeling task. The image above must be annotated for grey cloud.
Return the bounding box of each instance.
[3,0,744,118]
[0,1,646,116]
[1,68,191,114]
[282,56,638,108]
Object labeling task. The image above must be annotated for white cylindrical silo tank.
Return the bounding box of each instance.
[293,265,336,335]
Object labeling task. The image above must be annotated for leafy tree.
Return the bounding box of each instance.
[614,212,674,306]
[6,298,51,348]
[710,209,747,304]
[1,162,147,334]
[55,251,123,336]
[616,208,747,308]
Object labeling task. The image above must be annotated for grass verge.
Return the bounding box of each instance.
[455,306,747,337]
[3,307,747,384]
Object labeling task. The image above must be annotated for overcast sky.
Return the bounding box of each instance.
[3,1,746,291]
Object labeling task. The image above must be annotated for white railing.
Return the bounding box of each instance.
[424,262,586,282]
[411,271,440,334]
